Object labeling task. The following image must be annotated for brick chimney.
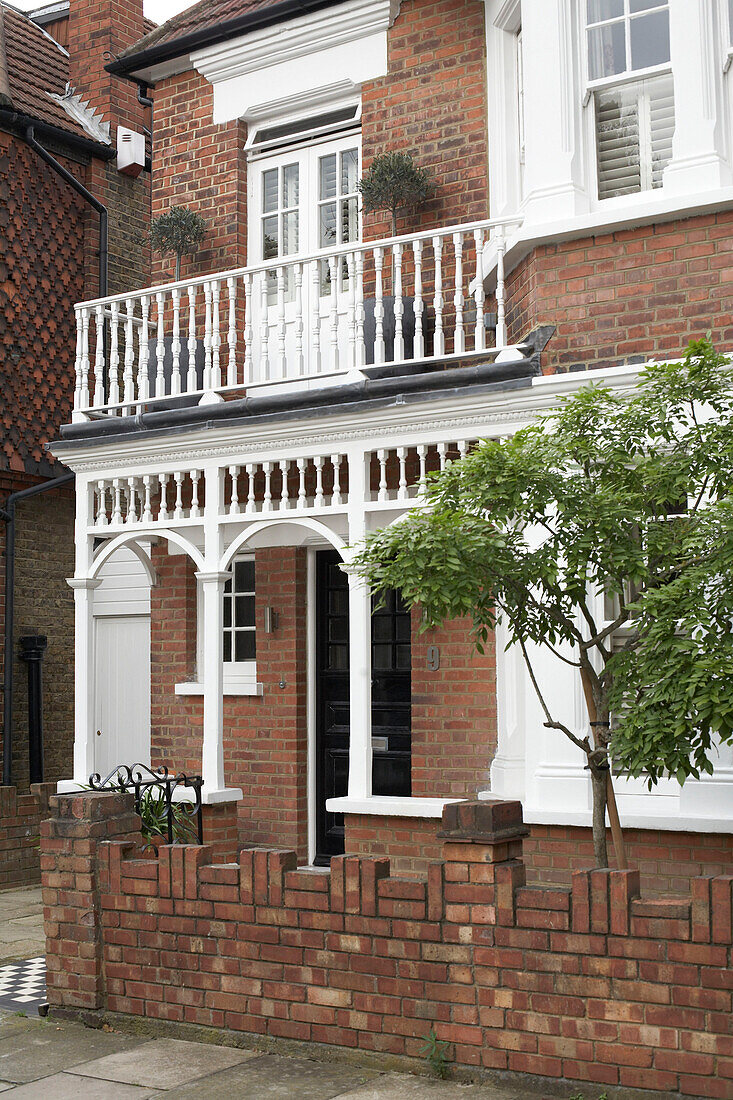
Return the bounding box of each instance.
[67,0,146,132]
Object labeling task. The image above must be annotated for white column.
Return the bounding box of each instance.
[347,574,373,799]
[67,577,101,783]
[345,445,372,800]
[520,0,590,223]
[663,0,732,194]
[195,570,229,795]
[490,614,527,801]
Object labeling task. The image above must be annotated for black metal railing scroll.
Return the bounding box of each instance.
[88,763,204,846]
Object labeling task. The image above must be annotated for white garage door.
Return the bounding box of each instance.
[93,546,151,780]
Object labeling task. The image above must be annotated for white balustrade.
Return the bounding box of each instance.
[92,469,207,527]
[367,440,477,505]
[72,217,521,419]
[224,454,348,516]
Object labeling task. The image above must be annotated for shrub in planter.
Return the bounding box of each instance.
[151,205,207,282]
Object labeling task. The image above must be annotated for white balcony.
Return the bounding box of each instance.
[71,217,522,421]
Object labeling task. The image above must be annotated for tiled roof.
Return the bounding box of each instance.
[0,2,94,141]
[120,0,282,60]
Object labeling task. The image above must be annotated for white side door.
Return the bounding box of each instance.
[248,135,361,382]
[93,546,151,780]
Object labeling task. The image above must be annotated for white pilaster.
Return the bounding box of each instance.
[663,0,732,194]
[519,0,590,222]
[67,577,102,783]
[345,445,372,800]
[195,570,230,794]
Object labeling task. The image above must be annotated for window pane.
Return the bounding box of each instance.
[596,84,641,198]
[341,148,359,194]
[282,163,299,208]
[396,614,410,642]
[328,589,348,615]
[587,21,626,79]
[283,211,299,256]
[319,203,338,248]
[262,216,279,260]
[341,197,359,244]
[234,559,255,590]
[262,169,278,214]
[235,631,256,662]
[587,0,623,22]
[373,644,392,670]
[649,74,675,188]
[396,644,411,669]
[629,0,666,12]
[630,10,670,70]
[223,633,232,662]
[329,616,348,642]
[235,595,255,627]
[373,616,392,642]
[223,598,232,628]
[328,644,348,670]
[320,154,337,200]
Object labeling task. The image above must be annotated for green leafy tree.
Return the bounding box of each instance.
[358,151,432,238]
[150,205,207,282]
[351,340,733,867]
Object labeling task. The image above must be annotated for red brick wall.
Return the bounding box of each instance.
[507,211,733,372]
[344,813,443,877]
[0,783,55,888]
[44,793,733,1097]
[150,544,308,861]
[525,824,733,899]
[67,0,146,132]
[361,0,489,237]
[150,71,247,283]
[411,609,495,797]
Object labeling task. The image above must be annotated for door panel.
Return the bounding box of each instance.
[93,615,151,780]
[314,550,411,864]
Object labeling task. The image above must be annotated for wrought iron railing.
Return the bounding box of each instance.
[89,763,204,845]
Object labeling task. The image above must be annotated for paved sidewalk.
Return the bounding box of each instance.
[0,890,45,966]
[0,1015,542,1099]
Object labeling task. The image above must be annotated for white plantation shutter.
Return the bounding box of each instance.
[595,74,674,199]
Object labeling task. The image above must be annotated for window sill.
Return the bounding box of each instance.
[174,681,264,697]
[325,795,463,819]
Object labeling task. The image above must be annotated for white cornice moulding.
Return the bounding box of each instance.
[191,0,401,124]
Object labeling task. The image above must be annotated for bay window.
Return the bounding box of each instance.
[586,0,674,200]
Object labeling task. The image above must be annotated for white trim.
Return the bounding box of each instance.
[522,807,733,835]
[326,795,462,819]
[306,547,317,866]
[191,0,399,125]
[201,786,243,805]
[174,681,263,697]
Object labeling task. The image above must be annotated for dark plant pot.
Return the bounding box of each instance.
[146,336,206,409]
[362,296,434,365]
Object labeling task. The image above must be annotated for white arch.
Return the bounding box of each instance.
[90,528,205,580]
[221,517,348,570]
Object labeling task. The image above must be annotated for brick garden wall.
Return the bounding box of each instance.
[0,782,54,888]
[506,210,733,373]
[43,794,733,1097]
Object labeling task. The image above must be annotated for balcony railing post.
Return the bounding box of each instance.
[495,225,507,348]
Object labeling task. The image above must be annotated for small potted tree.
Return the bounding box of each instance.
[358,152,433,366]
[148,206,208,401]
[151,205,207,282]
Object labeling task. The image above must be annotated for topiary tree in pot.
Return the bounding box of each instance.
[150,205,207,282]
[358,152,433,364]
[358,151,433,238]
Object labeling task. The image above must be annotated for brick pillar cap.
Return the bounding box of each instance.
[437,798,528,843]
[50,790,135,820]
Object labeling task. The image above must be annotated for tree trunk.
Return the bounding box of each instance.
[589,756,609,867]
[175,253,181,282]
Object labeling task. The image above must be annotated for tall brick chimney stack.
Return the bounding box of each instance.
[67,0,146,132]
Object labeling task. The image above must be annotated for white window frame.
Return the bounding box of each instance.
[222,555,257,684]
[584,0,671,91]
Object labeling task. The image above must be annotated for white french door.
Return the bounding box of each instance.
[248,134,361,382]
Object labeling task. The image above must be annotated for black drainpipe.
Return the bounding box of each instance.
[1,471,75,786]
[18,634,48,784]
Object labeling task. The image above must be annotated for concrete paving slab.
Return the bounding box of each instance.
[4,1070,165,1098]
[0,1083,13,1093]
[0,1020,144,1083]
[340,1075,524,1099]
[73,1037,256,1089]
[166,1053,379,1099]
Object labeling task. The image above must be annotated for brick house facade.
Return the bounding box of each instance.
[49,0,733,922]
[0,0,152,883]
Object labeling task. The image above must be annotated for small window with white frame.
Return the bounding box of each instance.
[223,557,256,665]
[586,0,674,200]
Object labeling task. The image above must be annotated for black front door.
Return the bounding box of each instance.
[314,549,411,864]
